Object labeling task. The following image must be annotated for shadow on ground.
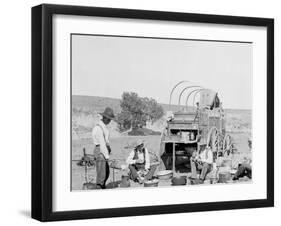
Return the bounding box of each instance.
[19,210,30,218]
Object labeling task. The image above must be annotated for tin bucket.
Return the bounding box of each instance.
[218,172,231,183]
[120,175,130,188]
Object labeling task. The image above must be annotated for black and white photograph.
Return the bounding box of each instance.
[0,0,278,224]
[71,34,253,191]
[29,3,274,222]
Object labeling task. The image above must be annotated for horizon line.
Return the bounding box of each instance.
[72,94,252,111]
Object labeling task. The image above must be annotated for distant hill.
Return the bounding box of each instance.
[72,95,122,113]
[72,95,251,114]
[72,95,192,113]
[72,95,252,136]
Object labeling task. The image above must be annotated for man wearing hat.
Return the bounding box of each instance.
[92,107,115,189]
[126,140,157,184]
[190,145,213,183]
[232,158,252,180]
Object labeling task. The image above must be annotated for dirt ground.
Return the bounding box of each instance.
[71,132,251,190]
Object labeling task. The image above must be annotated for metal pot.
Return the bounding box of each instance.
[171,176,187,186]
[157,170,173,180]
[218,172,231,183]
[82,182,96,190]
[175,150,186,155]
[176,156,189,165]
[190,132,195,141]
[144,179,159,187]
[120,175,130,188]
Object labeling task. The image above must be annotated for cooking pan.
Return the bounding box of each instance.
[157,170,173,180]
[171,175,187,186]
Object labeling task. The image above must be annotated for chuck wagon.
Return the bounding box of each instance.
[159,82,234,174]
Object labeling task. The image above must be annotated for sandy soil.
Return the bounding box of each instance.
[71,132,251,190]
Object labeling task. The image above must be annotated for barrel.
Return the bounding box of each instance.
[218,172,231,183]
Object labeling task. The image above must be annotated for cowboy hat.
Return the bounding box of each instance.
[134,140,145,148]
[100,107,115,120]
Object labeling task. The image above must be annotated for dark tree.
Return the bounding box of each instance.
[116,92,164,131]
[143,97,164,123]
[116,110,132,131]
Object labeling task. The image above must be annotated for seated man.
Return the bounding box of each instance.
[190,145,213,183]
[126,140,157,184]
[233,158,252,180]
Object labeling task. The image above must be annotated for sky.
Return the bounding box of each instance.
[72,34,252,110]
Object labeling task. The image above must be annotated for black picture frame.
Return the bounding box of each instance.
[32,4,274,222]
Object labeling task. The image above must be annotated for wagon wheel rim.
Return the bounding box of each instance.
[223,134,233,156]
[207,127,219,152]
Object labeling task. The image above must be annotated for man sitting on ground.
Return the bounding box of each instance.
[190,145,213,183]
[233,158,252,180]
[126,140,157,184]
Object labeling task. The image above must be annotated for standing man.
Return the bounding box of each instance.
[190,145,213,183]
[92,107,115,189]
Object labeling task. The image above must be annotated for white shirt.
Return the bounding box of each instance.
[126,148,150,170]
[199,148,213,164]
[92,120,110,159]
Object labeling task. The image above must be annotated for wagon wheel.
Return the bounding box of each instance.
[223,134,233,156]
[207,127,220,155]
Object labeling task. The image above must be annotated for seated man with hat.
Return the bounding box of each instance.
[126,140,157,184]
[92,107,115,189]
[190,145,213,183]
